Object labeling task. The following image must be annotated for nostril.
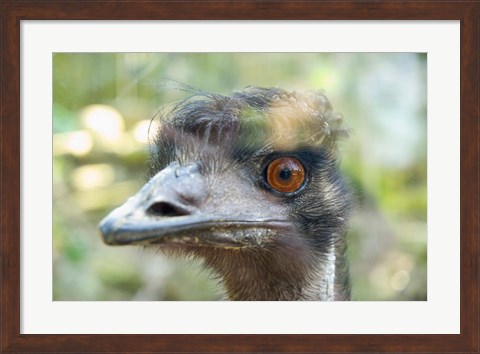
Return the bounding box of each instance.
[147,201,189,217]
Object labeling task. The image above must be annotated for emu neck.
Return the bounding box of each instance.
[196,242,348,301]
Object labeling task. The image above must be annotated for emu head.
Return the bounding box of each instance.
[99,87,353,300]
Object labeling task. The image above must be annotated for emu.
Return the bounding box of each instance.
[99,87,353,301]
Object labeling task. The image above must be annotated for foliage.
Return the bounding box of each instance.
[53,53,427,300]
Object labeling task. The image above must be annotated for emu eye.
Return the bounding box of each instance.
[266,157,305,193]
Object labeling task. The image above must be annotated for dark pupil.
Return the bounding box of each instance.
[278,168,292,180]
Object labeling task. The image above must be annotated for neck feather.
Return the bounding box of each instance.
[193,240,350,301]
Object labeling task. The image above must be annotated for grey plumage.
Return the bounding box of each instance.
[99,86,353,301]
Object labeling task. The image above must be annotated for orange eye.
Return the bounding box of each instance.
[266,157,305,193]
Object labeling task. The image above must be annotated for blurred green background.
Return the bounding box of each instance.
[53,53,427,301]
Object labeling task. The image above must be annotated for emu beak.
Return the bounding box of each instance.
[99,162,219,246]
[99,162,287,248]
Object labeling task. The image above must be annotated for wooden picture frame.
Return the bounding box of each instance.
[1,1,478,353]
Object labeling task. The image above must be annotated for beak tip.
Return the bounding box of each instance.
[98,216,117,245]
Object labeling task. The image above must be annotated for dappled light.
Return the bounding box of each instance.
[53,53,427,301]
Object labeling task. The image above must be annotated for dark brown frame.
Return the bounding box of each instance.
[1,1,478,353]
